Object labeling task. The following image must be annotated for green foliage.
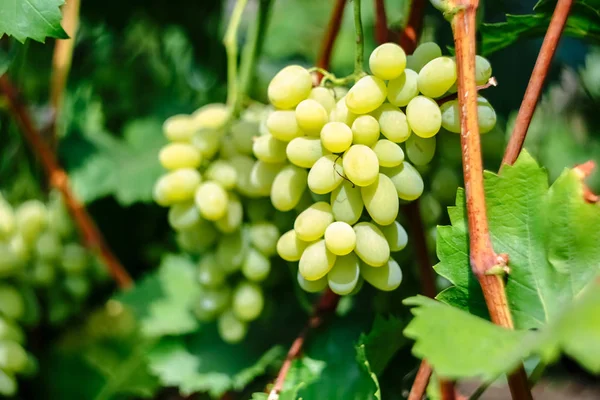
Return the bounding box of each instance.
[0,0,68,43]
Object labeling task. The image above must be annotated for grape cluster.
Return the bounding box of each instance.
[261,42,496,295]
[0,191,106,396]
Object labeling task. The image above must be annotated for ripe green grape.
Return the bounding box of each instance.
[327,252,360,295]
[351,115,380,146]
[61,243,88,274]
[218,310,248,344]
[418,57,457,98]
[249,161,283,195]
[320,122,353,153]
[153,168,202,206]
[477,97,497,133]
[231,120,258,155]
[241,248,271,282]
[277,230,310,262]
[271,165,308,211]
[369,43,407,80]
[295,99,328,135]
[308,155,344,194]
[197,253,226,288]
[268,65,312,110]
[247,224,278,258]
[345,75,387,114]
[330,96,357,126]
[216,230,248,273]
[440,99,460,133]
[231,155,261,198]
[440,97,497,134]
[405,135,436,166]
[361,174,399,226]
[205,160,238,190]
[383,162,424,201]
[342,145,379,187]
[194,182,228,221]
[0,341,28,372]
[299,240,336,281]
[159,143,202,170]
[419,193,442,225]
[387,69,419,107]
[163,114,195,142]
[232,282,264,321]
[177,219,219,253]
[406,96,442,138]
[64,275,90,299]
[0,317,24,344]
[297,271,327,293]
[475,55,492,85]
[215,194,243,233]
[371,139,404,167]
[191,103,231,131]
[15,200,47,244]
[379,221,408,252]
[294,202,334,242]
[0,199,15,239]
[35,231,62,261]
[168,202,201,231]
[194,286,230,321]
[267,110,302,142]
[286,136,325,168]
[252,133,288,164]
[308,87,336,113]
[373,103,411,143]
[324,221,356,256]
[0,285,25,321]
[353,222,390,267]
[431,167,460,203]
[409,42,442,72]
[192,130,222,159]
[360,258,403,291]
[330,181,364,225]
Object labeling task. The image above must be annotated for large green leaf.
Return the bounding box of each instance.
[436,151,600,329]
[358,315,407,376]
[0,0,68,43]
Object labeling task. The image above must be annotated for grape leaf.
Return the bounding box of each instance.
[435,151,600,329]
[252,357,326,400]
[0,0,68,43]
[358,315,408,376]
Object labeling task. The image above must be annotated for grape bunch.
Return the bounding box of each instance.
[260,41,496,295]
[0,191,107,396]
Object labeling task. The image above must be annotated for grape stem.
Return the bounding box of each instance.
[224,0,249,116]
[315,0,347,82]
[501,0,573,168]
[352,0,366,78]
[0,75,134,290]
[398,0,426,54]
[408,360,433,400]
[374,0,390,44]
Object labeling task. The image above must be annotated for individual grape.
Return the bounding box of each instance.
[194,287,231,321]
[0,199,15,239]
[159,143,202,170]
[249,161,283,195]
[475,55,492,85]
[295,99,329,135]
[299,240,336,281]
[0,341,28,373]
[230,155,261,198]
[15,200,47,243]
[218,310,248,344]
[30,261,55,287]
[205,160,238,190]
[419,193,442,225]
[410,42,442,72]
[35,231,62,261]
[320,122,353,153]
[360,258,403,291]
[191,103,231,130]
[371,139,404,167]
[351,115,380,146]
[177,219,219,253]
[197,254,226,288]
[191,130,222,159]
[405,135,436,166]
[277,230,311,262]
[378,221,408,252]
[294,202,334,242]
[324,221,356,256]
[387,69,419,107]
[406,96,442,138]
[369,43,407,80]
[329,96,357,126]
[194,181,228,221]
[327,252,360,295]
[308,155,344,194]
[215,194,243,233]
[268,65,312,109]
[249,222,279,257]
[286,136,325,168]
[47,191,73,238]
[330,181,364,225]
[383,162,424,201]
[168,202,201,231]
[308,87,336,113]
[153,168,202,206]
[440,97,497,134]
[297,271,328,293]
[246,198,275,223]
[440,99,460,133]
[61,243,88,274]
[361,174,399,226]
[342,145,379,187]
[216,229,248,273]
[267,110,303,142]
[271,165,308,211]
[0,369,17,397]
[0,285,25,320]
[163,114,195,142]
[232,282,264,321]
[372,103,411,143]
[242,248,271,282]
[0,317,24,344]
[431,167,460,203]
[477,97,497,133]
[418,57,457,98]
[345,75,387,114]
[64,275,90,299]
[7,235,29,266]
[0,244,20,276]
[353,222,390,267]
[231,120,258,155]
[252,133,288,164]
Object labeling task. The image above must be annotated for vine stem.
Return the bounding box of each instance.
[352,0,365,77]
[399,0,426,54]
[501,0,573,167]
[316,0,346,72]
[374,0,390,44]
[0,75,134,290]
[449,0,532,399]
[224,0,249,116]
[408,360,433,400]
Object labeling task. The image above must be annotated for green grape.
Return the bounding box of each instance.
[0,340,28,373]
[268,65,312,110]
[353,222,390,267]
[215,193,243,233]
[153,168,202,206]
[216,229,248,273]
[405,134,436,166]
[299,239,336,281]
[242,247,271,282]
[295,99,328,136]
[163,114,195,142]
[0,317,24,344]
[360,258,403,291]
[249,222,279,257]
[31,260,56,287]
[47,191,73,238]
[410,42,442,72]
[249,161,283,196]
[475,55,492,85]
[418,57,457,98]
[64,275,90,299]
[0,369,16,397]
[271,165,308,211]
[431,167,460,203]
[371,139,404,167]
[351,115,380,146]
[231,120,258,155]
[330,181,364,225]
[383,162,424,201]
[440,99,460,133]
[197,253,226,288]
[194,181,228,221]
[205,160,238,190]
[230,155,261,198]
[8,235,29,266]
[308,155,344,194]
[440,97,497,134]
[327,252,360,295]
[177,219,219,253]
[0,244,20,276]
[253,133,288,164]
[246,198,274,222]
[320,122,353,153]
[329,96,357,126]
[369,43,406,80]
[232,282,264,322]
[0,285,25,320]
[387,69,419,107]
[16,200,47,244]
[159,143,202,170]
[168,201,201,231]
[361,174,399,226]
[267,110,303,142]
[406,96,442,138]
[297,271,327,293]
[220,134,241,160]
[345,75,387,114]
[420,193,443,225]
[191,130,222,159]
[342,145,379,187]
[277,230,311,262]
[35,231,62,261]
[286,136,325,168]
[477,96,497,133]
[61,243,88,274]
[0,199,15,239]
[194,287,231,321]
[372,103,411,143]
[294,202,334,242]
[378,221,408,252]
[218,310,248,344]
[191,103,230,131]
[308,87,336,113]
[324,221,356,256]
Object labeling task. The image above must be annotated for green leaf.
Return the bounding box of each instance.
[252,356,326,400]
[0,0,68,43]
[358,315,408,376]
[435,151,600,329]
[356,345,381,400]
